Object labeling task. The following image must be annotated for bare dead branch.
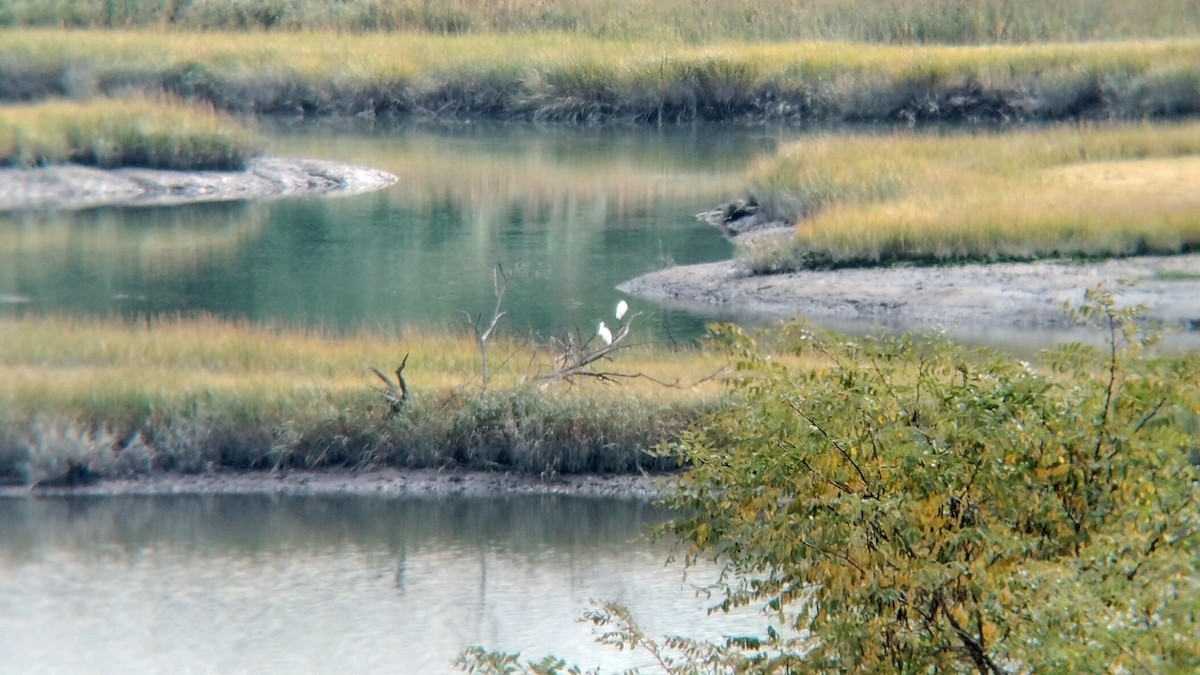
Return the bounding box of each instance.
[462,263,514,391]
[370,351,410,414]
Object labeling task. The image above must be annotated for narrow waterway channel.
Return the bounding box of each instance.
[1,123,786,341]
[0,494,767,673]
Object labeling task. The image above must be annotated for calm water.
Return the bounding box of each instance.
[0,494,770,674]
[0,124,1078,673]
[0,123,789,340]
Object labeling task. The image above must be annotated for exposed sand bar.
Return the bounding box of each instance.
[620,254,1200,344]
[0,157,397,211]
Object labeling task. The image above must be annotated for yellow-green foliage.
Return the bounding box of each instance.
[0,315,725,480]
[746,121,1200,269]
[662,296,1200,671]
[0,95,259,169]
[2,0,1199,43]
[2,30,1199,122]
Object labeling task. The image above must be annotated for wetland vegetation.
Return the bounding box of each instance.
[742,120,1200,270]
[0,1,1197,486]
[3,0,1199,43]
[0,314,728,485]
[2,2,1199,672]
[0,95,259,169]
[2,29,1199,124]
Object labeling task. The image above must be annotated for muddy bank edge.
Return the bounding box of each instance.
[619,255,1200,338]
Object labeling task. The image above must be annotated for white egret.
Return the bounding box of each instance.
[615,300,629,321]
[597,321,613,346]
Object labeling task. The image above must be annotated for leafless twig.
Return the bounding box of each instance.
[462,264,512,391]
[370,352,409,414]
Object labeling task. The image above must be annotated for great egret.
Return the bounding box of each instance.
[597,321,613,346]
[615,300,629,321]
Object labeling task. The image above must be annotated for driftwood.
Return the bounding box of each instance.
[370,352,409,414]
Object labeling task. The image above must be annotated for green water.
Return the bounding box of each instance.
[1,123,784,340]
[0,494,768,673]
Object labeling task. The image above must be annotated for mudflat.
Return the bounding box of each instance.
[620,252,1200,343]
[0,157,397,211]
[0,467,671,500]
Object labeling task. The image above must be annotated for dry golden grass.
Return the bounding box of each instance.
[0,314,742,480]
[4,0,1199,43]
[1046,156,1200,210]
[0,314,726,418]
[0,95,259,169]
[2,30,1198,122]
[6,29,1198,85]
[745,121,1200,270]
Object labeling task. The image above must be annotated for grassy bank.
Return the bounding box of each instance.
[742,120,1200,271]
[2,30,1199,123]
[2,0,1199,44]
[0,315,727,485]
[0,96,259,169]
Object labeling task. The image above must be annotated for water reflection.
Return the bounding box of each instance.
[0,202,270,317]
[0,495,765,673]
[2,124,777,340]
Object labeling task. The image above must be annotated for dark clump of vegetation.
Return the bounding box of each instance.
[461,289,1200,673]
[0,387,704,486]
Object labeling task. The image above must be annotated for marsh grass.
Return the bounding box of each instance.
[2,30,1199,123]
[743,121,1200,271]
[0,315,728,483]
[2,0,1199,44]
[0,95,260,169]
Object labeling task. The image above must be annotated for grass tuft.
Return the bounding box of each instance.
[743,121,1200,270]
[0,95,260,169]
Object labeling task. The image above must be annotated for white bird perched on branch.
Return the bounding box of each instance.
[615,300,629,321]
[597,321,613,346]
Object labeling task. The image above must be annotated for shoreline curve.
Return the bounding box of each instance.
[620,254,1200,344]
[0,157,397,211]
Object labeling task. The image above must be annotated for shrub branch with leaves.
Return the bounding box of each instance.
[655,288,1198,672]
[457,289,1197,672]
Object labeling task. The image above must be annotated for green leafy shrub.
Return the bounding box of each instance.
[655,290,1199,672]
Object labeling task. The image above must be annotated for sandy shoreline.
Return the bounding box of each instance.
[620,252,1200,345]
[0,157,397,211]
